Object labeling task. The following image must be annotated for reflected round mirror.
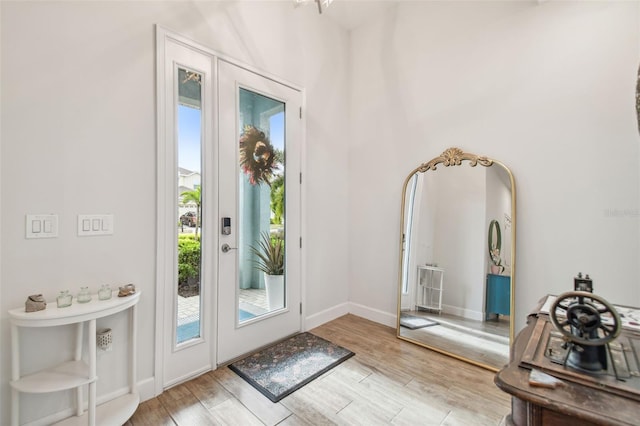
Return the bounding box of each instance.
[396,148,516,371]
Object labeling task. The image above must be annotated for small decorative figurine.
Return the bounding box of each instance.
[57,290,72,308]
[77,287,92,303]
[25,294,46,312]
[118,283,136,297]
[98,284,112,301]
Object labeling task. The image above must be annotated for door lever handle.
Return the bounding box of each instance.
[221,243,237,253]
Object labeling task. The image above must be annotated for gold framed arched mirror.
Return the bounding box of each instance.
[396,148,516,371]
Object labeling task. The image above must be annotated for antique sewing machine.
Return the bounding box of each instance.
[495,274,640,425]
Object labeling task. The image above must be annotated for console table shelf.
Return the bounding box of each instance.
[54,393,140,426]
[9,291,140,426]
[11,360,91,394]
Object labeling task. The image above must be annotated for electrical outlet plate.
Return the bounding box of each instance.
[78,214,114,236]
[26,214,59,239]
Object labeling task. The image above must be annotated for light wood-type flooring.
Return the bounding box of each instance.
[399,310,510,370]
[125,314,510,425]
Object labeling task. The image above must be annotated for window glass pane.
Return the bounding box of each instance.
[177,68,202,344]
[402,174,418,294]
[238,88,285,322]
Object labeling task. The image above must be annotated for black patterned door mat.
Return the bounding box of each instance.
[400,314,439,329]
[228,332,355,402]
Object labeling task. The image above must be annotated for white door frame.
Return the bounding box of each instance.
[155,26,306,395]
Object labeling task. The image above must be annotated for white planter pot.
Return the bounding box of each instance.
[264,274,284,310]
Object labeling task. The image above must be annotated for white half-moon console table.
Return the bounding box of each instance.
[9,291,141,426]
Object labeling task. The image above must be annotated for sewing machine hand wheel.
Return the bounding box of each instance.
[549,291,622,346]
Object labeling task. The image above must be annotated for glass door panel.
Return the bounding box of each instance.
[176,68,203,344]
[238,88,286,322]
[217,59,301,364]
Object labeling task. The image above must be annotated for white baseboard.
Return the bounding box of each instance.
[22,408,72,426]
[304,302,396,331]
[347,302,396,328]
[304,302,349,330]
[442,304,483,321]
[137,376,156,402]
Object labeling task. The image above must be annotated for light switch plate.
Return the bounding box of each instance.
[78,214,114,236]
[26,214,59,239]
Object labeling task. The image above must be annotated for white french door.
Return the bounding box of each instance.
[157,29,303,389]
[217,60,302,364]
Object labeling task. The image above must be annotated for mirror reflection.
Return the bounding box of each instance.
[397,148,515,371]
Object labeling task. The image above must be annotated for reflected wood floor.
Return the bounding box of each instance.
[400,310,510,370]
[125,314,510,425]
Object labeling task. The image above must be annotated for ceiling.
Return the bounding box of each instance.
[320,0,399,31]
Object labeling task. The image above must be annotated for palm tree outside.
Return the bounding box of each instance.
[181,186,201,238]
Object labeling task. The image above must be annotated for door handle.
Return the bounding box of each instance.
[221,243,237,253]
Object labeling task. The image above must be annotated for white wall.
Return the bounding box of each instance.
[432,166,486,317]
[0,1,350,423]
[349,1,640,331]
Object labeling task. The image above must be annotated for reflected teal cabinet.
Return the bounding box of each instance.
[486,274,510,317]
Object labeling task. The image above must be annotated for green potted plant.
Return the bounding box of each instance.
[249,231,284,310]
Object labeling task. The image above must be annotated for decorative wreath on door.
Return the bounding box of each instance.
[239,125,277,186]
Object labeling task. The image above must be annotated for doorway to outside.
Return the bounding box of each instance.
[216,59,302,364]
[157,29,303,390]
[175,94,287,342]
